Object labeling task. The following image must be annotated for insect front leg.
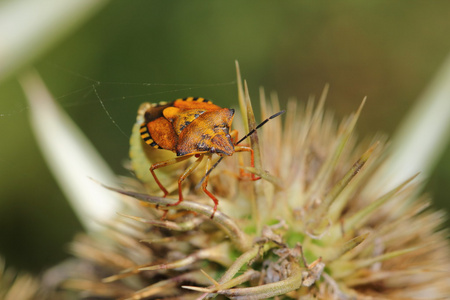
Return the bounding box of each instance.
[150,155,194,197]
[229,129,239,144]
[201,154,219,219]
[234,145,261,181]
[166,154,204,207]
[230,130,254,179]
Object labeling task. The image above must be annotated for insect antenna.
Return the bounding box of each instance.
[196,110,285,189]
[235,110,285,145]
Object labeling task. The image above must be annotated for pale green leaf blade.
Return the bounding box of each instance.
[19,70,121,231]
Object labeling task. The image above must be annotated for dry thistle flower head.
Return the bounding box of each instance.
[54,63,450,300]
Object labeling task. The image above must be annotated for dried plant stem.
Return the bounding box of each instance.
[183,270,260,294]
[100,183,251,251]
[219,243,272,284]
[217,259,303,299]
[118,212,203,231]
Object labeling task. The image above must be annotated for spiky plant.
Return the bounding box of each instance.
[39,64,450,300]
[0,258,40,300]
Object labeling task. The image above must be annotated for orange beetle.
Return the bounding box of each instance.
[139,97,259,218]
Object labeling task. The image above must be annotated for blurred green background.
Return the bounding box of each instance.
[1,1,450,274]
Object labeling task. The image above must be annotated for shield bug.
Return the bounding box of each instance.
[137,97,284,218]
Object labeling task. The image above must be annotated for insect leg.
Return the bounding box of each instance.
[166,154,204,207]
[150,155,194,197]
[201,154,219,219]
[234,145,261,181]
[230,129,248,176]
[229,129,239,144]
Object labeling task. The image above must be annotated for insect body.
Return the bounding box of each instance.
[139,97,259,218]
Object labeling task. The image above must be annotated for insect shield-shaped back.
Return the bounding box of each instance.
[138,98,226,154]
[167,108,236,156]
